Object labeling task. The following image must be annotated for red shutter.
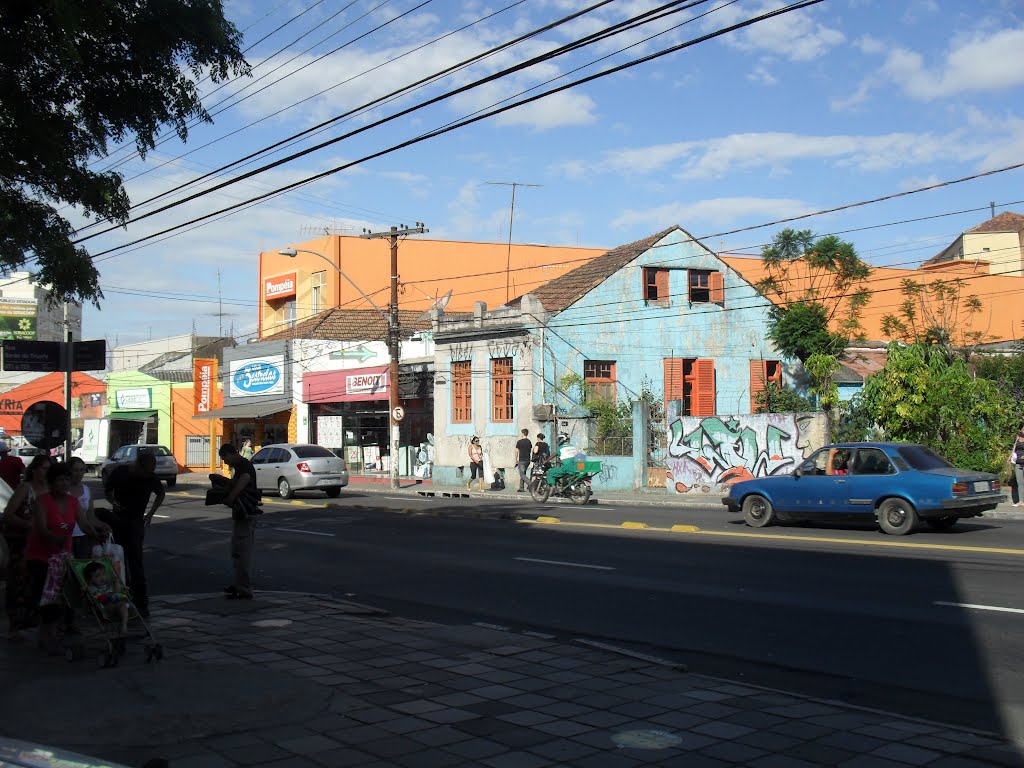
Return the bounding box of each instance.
[664,358,683,415]
[749,360,767,413]
[655,269,669,301]
[709,271,725,304]
[693,359,716,416]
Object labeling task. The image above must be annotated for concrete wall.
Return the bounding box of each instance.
[665,411,827,494]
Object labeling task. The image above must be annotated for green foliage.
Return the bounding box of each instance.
[861,343,1016,472]
[879,279,987,358]
[833,394,881,443]
[753,382,816,414]
[0,0,250,304]
[766,302,845,363]
[559,373,663,456]
[972,353,1024,407]
[805,353,840,411]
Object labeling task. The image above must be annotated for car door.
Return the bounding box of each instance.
[250,448,273,490]
[844,447,895,516]
[782,447,850,517]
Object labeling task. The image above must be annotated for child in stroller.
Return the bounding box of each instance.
[83,560,130,636]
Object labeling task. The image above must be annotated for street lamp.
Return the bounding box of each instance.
[278,247,400,489]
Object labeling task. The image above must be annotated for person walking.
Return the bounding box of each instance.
[532,433,551,468]
[514,429,532,492]
[2,455,50,638]
[0,442,25,489]
[1010,429,1024,507]
[218,444,261,600]
[102,452,165,618]
[467,436,484,492]
[239,439,254,460]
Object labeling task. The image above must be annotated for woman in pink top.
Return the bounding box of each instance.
[26,463,81,653]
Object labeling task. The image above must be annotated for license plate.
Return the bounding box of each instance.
[973,481,989,493]
[317,477,339,485]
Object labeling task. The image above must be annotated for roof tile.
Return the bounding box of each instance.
[263,308,431,342]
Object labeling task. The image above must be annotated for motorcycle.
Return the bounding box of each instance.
[528,457,602,505]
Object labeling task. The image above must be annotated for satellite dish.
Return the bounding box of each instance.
[415,289,453,321]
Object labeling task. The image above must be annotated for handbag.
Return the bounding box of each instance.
[39,552,70,606]
[91,535,126,582]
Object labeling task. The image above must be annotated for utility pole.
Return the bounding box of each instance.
[485,182,541,303]
[62,302,73,462]
[360,222,428,489]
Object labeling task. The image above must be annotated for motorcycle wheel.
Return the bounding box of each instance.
[529,476,550,503]
[567,480,592,505]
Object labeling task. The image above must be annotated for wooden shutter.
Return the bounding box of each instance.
[693,359,716,416]
[749,360,767,413]
[655,269,669,301]
[664,358,683,415]
[709,271,725,304]
[452,361,471,423]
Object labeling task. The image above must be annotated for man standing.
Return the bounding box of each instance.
[0,442,25,489]
[514,429,532,492]
[218,444,261,600]
[103,451,165,618]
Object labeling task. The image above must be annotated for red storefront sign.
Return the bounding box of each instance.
[193,358,219,416]
[264,272,296,301]
[303,365,389,403]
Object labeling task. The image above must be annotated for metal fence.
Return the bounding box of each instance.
[591,436,633,456]
[184,435,221,468]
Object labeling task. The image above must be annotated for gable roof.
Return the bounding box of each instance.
[966,211,1024,234]
[512,226,681,314]
[263,308,432,342]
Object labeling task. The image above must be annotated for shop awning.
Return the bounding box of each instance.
[109,410,157,421]
[198,403,292,420]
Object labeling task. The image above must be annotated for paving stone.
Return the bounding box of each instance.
[172,754,240,768]
[325,723,393,744]
[736,730,804,752]
[682,701,741,719]
[443,737,508,759]
[971,744,1024,767]
[533,719,596,738]
[497,710,559,727]
[419,708,481,724]
[359,737,424,759]
[469,684,524,700]
[903,735,974,754]
[722,710,788,730]
[927,757,1017,768]
[391,699,448,715]
[698,740,768,764]
[609,701,667,719]
[481,751,554,768]
[571,752,643,768]
[486,728,555,749]
[748,754,821,768]
[392,750,465,768]
[650,754,728,768]
[786,741,857,765]
[571,710,635,729]
[528,737,601,762]
[308,747,377,767]
[376,716,436,735]
[213,742,291,764]
[407,726,473,747]
[536,701,594,718]
[818,731,889,753]
[347,707,400,725]
[838,756,913,768]
[871,743,943,765]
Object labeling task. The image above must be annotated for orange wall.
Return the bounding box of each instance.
[259,235,607,338]
[170,385,222,472]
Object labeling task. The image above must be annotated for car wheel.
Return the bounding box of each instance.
[325,487,341,498]
[742,494,775,528]
[926,515,958,531]
[165,477,177,488]
[878,498,918,535]
[278,477,293,499]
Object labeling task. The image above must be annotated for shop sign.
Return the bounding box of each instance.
[264,272,296,301]
[194,357,218,415]
[0,299,37,342]
[116,388,152,410]
[346,370,388,395]
[230,355,284,397]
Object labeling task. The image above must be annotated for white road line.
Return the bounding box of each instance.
[153,514,170,519]
[382,496,426,501]
[271,527,336,537]
[515,557,614,571]
[934,601,1024,614]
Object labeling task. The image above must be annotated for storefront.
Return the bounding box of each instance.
[303,362,433,475]
[106,371,169,448]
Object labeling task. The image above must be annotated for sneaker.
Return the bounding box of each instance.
[516,488,524,493]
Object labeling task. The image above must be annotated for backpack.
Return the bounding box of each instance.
[490,471,505,491]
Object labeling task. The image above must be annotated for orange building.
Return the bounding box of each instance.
[258,235,607,339]
[0,372,106,438]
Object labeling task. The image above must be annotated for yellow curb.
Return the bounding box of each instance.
[290,500,306,505]
[536,516,561,524]
[671,524,700,533]
[621,521,649,529]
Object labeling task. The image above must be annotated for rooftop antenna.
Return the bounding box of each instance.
[485,181,541,303]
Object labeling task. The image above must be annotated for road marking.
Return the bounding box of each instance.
[271,527,335,537]
[515,557,614,571]
[621,521,648,529]
[153,514,170,519]
[934,601,1024,614]
[536,516,561,524]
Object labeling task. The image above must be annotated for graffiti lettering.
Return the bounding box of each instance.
[666,413,815,494]
[449,342,473,363]
[486,339,525,359]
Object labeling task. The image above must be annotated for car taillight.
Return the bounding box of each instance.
[992,481,1001,492]
[951,482,968,495]
[296,462,311,473]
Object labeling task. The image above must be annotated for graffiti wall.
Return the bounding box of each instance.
[666,412,826,494]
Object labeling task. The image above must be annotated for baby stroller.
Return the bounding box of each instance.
[62,556,163,667]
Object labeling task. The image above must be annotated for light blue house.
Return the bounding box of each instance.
[430,226,818,492]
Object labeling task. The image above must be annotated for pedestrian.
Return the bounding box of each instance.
[467,436,484,492]
[1010,429,1024,507]
[102,452,165,618]
[239,439,254,460]
[217,444,261,600]
[26,463,81,654]
[2,455,50,639]
[514,429,532,492]
[532,433,551,467]
[68,456,108,558]
[0,442,25,489]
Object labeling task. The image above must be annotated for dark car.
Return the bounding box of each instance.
[722,442,1004,535]
[251,443,349,499]
[100,444,178,487]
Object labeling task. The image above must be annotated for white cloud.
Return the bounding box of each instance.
[747,64,777,86]
[708,2,845,62]
[612,196,811,230]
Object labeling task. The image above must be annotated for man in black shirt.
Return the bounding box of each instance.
[219,444,261,599]
[103,451,165,618]
[514,429,532,492]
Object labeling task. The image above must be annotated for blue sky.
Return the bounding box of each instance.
[76,0,1024,348]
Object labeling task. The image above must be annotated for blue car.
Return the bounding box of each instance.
[721,442,1005,535]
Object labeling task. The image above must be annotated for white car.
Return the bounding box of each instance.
[251,443,349,499]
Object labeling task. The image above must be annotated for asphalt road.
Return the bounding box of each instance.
[122,484,1024,744]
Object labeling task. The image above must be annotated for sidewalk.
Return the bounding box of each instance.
[1,591,1020,767]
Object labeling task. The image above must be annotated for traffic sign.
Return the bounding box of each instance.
[73,340,106,371]
[21,400,68,449]
[392,405,405,422]
[1,340,62,371]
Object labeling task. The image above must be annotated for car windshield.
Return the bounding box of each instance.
[896,444,953,470]
[140,446,171,457]
[293,445,336,459]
